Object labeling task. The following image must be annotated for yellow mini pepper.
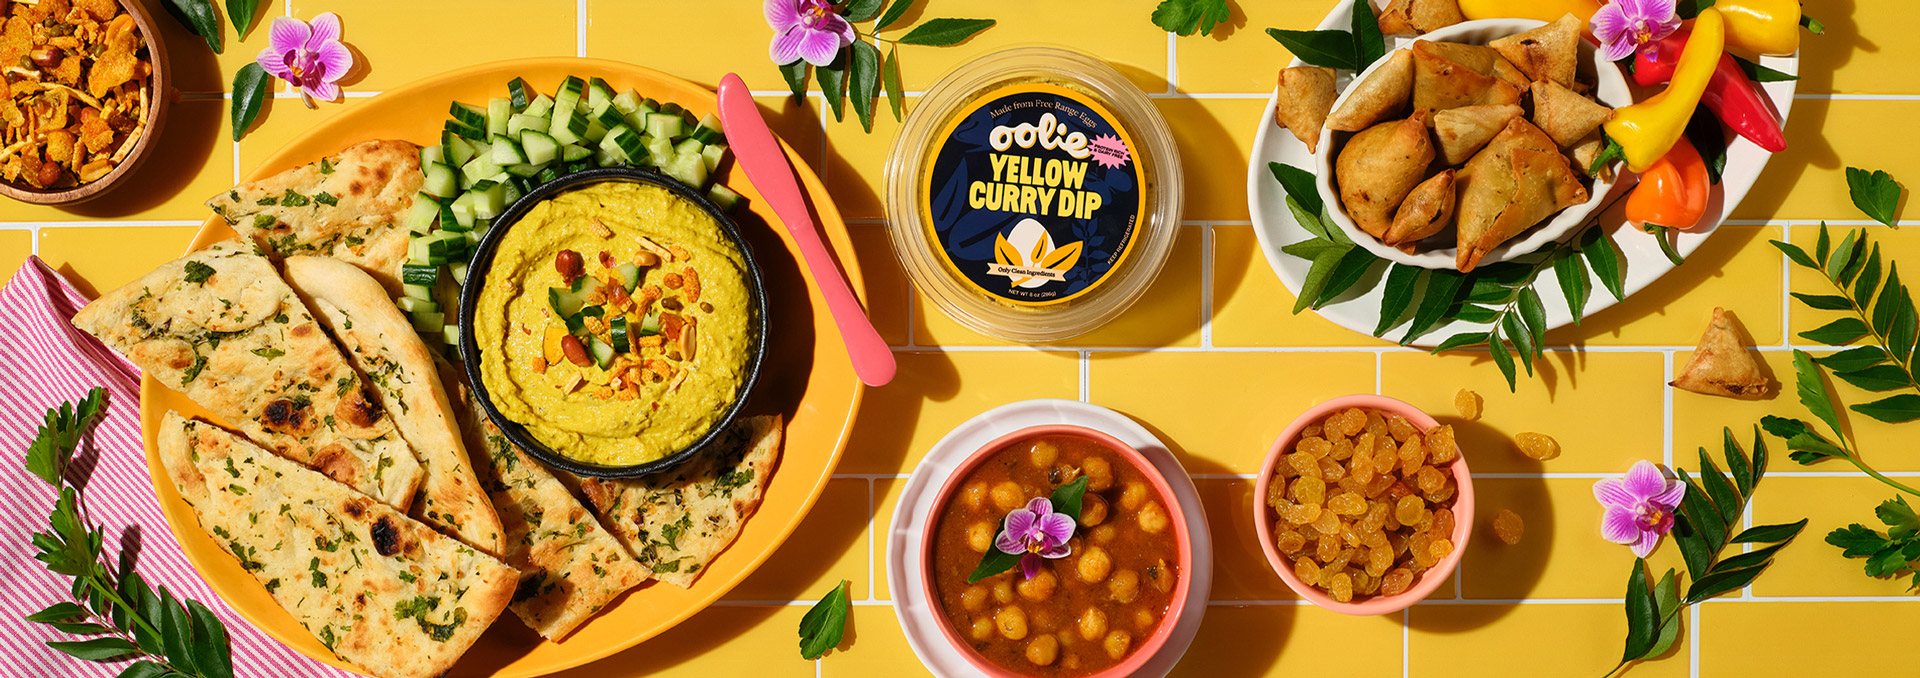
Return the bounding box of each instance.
[1717,0,1803,55]
[1604,9,1726,173]
[1458,0,1600,25]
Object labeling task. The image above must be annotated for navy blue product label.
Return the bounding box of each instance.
[922,84,1143,306]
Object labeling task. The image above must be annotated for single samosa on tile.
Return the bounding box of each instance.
[1413,41,1524,112]
[1490,13,1584,88]
[1275,66,1339,152]
[1434,104,1524,165]
[1337,111,1436,239]
[1453,118,1560,270]
[1530,80,1615,149]
[1385,169,1457,247]
[1327,49,1413,132]
[1671,307,1773,398]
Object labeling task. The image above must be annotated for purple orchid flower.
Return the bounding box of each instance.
[1591,0,1683,63]
[765,0,855,68]
[257,13,353,107]
[994,496,1076,580]
[1595,460,1689,558]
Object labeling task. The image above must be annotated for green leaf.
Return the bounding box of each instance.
[1553,251,1592,323]
[1503,313,1536,377]
[1846,167,1903,227]
[1675,470,1725,549]
[47,621,113,635]
[883,47,904,121]
[1864,543,1914,577]
[1722,428,1753,498]
[1269,163,1323,215]
[27,601,89,623]
[1696,448,1743,528]
[1583,229,1627,301]
[1674,518,1713,579]
[1771,239,1819,269]
[1888,301,1917,368]
[1850,393,1920,423]
[1801,14,1825,34]
[1733,520,1809,544]
[1281,239,1348,261]
[187,599,234,678]
[779,60,811,105]
[1293,246,1349,314]
[1455,304,1500,324]
[1313,247,1382,308]
[1815,225,1832,263]
[1684,107,1727,185]
[1401,271,1467,345]
[26,388,105,487]
[1350,0,1386,66]
[230,64,269,142]
[1712,538,1795,576]
[967,548,1024,584]
[797,580,851,659]
[1466,279,1513,305]
[897,18,996,46]
[1814,346,1887,373]
[874,0,917,30]
[1050,475,1091,527]
[48,637,139,662]
[816,53,848,122]
[1872,264,1909,337]
[1791,350,1846,439]
[845,0,884,22]
[1431,332,1488,352]
[1622,560,1658,662]
[225,0,259,36]
[1677,0,1713,20]
[1798,317,1869,346]
[1265,28,1360,71]
[1826,229,1862,278]
[162,0,223,53]
[1518,287,1548,348]
[1286,196,1333,242]
[1827,524,1893,558]
[115,661,171,678]
[1878,496,1920,537]
[1486,327,1518,391]
[1374,265,1427,336]
[1854,243,1884,308]
[1833,364,1912,391]
[848,40,881,132]
[1750,425,1770,486]
[1152,0,1233,37]
[1685,563,1768,602]
[1732,55,1798,82]
[1790,293,1854,310]
[1646,570,1682,659]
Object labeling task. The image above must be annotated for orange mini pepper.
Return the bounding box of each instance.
[1626,136,1711,232]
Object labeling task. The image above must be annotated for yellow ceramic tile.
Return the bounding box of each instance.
[1211,224,1401,347]
[753,95,829,174]
[874,478,907,601]
[1801,1,1920,96]
[1167,604,1402,677]
[817,96,913,221]
[849,224,912,346]
[819,605,934,677]
[726,478,870,602]
[584,2,794,93]
[0,100,233,223]
[1408,603,1690,678]
[1698,601,1920,676]
[146,0,285,94]
[1786,222,1919,341]
[1550,225,1785,347]
[38,226,198,299]
[1087,351,1376,474]
[1732,100,1919,222]
[551,605,815,678]
[910,224,1205,348]
[1462,478,1685,600]
[1173,1,1336,93]
[0,228,29,285]
[879,0,1170,92]
[1748,476,1917,597]
[1670,349,1920,473]
[1157,97,1265,222]
[292,0,576,92]
[1380,351,1667,474]
[236,97,369,173]
[841,350,1080,474]
[1197,478,1296,601]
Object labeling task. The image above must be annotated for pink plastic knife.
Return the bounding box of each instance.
[716,73,896,387]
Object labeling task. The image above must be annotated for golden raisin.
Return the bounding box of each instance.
[1311,510,1343,536]
[1367,545,1393,576]
[1288,451,1323,479]
[1329,408,1368,437]
[1329,572,1354,603]
[1429,538,1455,562]
[1433,508,1456,538]
[1329,492,1368,516]
[1315,534,1341,563]
[1381,568,1414,596]
[1275,528,1307,555]
[1454,388,1482,421]
[1386,414,1419,442]
[1416,465,1447,494]
[1399,436,1428,470]
[1396,495,1426,525]
[1514,432,1560,461]
[1294,557,1321,584]
[1291,476,1327,506]
[1284,503,1322,525]
[1493,508,1525,545]
[1427,425,1461,463]
[1297,436,1332,458]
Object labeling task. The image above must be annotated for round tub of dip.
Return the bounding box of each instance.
[458,167,768,478]
[884,46,1184,343]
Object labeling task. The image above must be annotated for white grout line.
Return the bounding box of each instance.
[1691,604,1702,677]
[866,477,877,602]
[1165,31,1178,95]
[1079,350,1091,402]
[577,0,588,58]
[1200,225,1214,349]
[1664,350,1675,468]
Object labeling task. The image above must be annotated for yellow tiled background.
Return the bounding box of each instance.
[13,0,1918,676]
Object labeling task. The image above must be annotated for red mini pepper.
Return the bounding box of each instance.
[1633,27,1788,153]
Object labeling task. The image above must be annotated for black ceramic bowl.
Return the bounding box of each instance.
[457,168,769,478]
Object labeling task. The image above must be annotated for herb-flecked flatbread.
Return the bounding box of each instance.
[579,415,782,587]
[157,412,516,678]
[450,378,648,640]
[72,238,424,509]
[284,255,505,555]
[206,139,423,295]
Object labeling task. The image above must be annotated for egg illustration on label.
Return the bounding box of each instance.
[992,218,1084,290]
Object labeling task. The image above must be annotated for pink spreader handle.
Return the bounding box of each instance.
[716,73,896,387]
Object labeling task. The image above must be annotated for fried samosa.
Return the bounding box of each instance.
[1531,80,1614,149]
[1453,119,1561,271]
[1327,49,1413,132]
[1459,147,1588,270]
[1378,0,1467,35]
[1671,307,1773,398]
[1337,112,1435,238]
[1569,130,1613,181]
[1276,66,1339,152]
[1385,169,1457,246]
[1413,41,1525,112]
[1490,14,1583,87]
[1434,104,1524,165]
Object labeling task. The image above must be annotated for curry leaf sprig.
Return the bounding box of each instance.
[24,388,237,678]
[1608,427,1807,678]
[1264,0,1385,72]
[797,579,851,660]
[1152,0,1233,38]
[1770,218,1920,423]
[778,0,994,133]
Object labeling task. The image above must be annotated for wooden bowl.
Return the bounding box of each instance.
[0,0,172,205]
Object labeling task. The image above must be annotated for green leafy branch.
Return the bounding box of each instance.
[778,0,995,132]
[1827,497,1920,589]
[1152,0,1234,38]
[1264,0,1385,71]
[24,388,236,678]
[1609,427,1807,677]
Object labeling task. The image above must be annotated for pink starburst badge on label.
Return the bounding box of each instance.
[1087,134,1131,170]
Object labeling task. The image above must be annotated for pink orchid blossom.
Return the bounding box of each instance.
[995,496,1076,580]
[765,0,855,68]
[257,13,353,107]
[1595,460,1689,558]
[1591,0,1683,62]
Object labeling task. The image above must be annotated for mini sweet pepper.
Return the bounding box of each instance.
[1634,27,1787,153]
[1458,0,1600,26]
[1716,0,1803,55]
[1626,136,1711,231]
[1604,8,1726,173]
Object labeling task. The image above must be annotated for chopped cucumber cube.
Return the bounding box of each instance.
[404,194,441,233]
[487,98,511,136]
[396,295,438,313]
[549,286,588,318]
[525,93,554,118]
[404,283,436,302]
[423,162,458,198]
[507,77,533,110]
[589,336,616,369]
[409,310,445,333]
[420,145,445,166]
[449,101,487,129]
[521,130,561,165]
[706,184,741,211]
[701,143,728,172]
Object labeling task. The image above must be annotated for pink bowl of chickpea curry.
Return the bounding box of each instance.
[920,425,1193,677]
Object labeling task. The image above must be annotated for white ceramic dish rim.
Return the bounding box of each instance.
[1246,0,1798,347]
[885,399,1213,678]
[1314,18,1630,270]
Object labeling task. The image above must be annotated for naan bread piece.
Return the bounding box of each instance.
[284,256,504,555]
[580,415,784,588]
[1672,308,1773,397]
[1460,147,1588,270]
[1385,169,1457,246]
[1327,49,1413,132]
[449,376,648,640]
[1413,41,1524,112]
[1275,66,1338,152]
[1530,80,1615,149]
[1454,119,1560,271]
[157,413,515,678]
[1378,0,1466,35]
[1337,112,1435,239]
[1490,14,1583,87]
[207,140,423,296]
[72,239,424,508]
[1434,104,1524,165]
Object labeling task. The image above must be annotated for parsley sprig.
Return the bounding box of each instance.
[25,388,236,678]
[1152,0,1233,38]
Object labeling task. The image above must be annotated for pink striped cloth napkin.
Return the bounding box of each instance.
[0,257,355,678]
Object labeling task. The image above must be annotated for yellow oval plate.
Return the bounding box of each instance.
[137,58,865,677]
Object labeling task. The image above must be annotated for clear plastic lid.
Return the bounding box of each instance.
[884,46,1184,343]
